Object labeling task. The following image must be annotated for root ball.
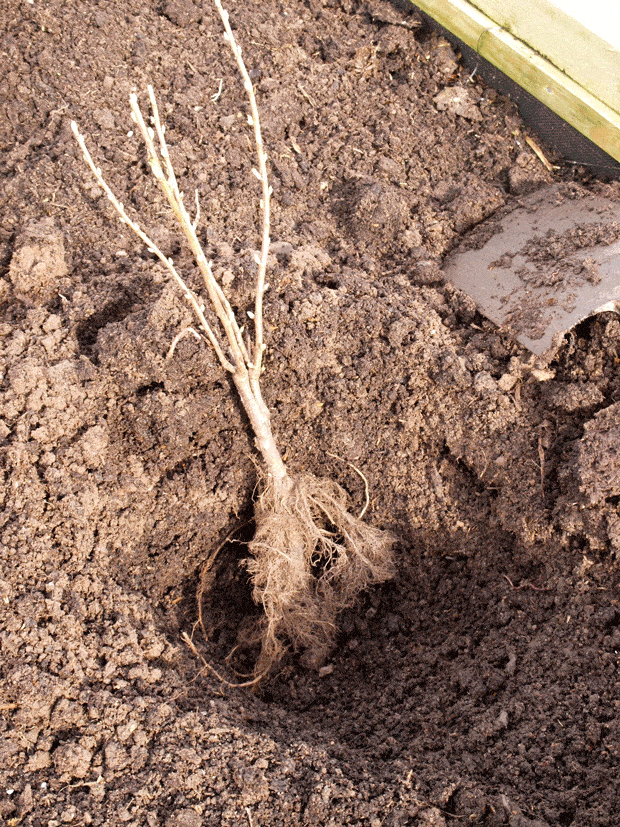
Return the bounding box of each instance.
[246,472,395,679]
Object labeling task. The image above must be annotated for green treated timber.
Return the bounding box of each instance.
[470,0,620,108]
[411,0,620,164]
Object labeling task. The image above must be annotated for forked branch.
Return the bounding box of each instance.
[71,116,236,373]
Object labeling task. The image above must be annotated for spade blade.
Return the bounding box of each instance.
[443,184,620,356]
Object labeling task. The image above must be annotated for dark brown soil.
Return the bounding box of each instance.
[1,0,620,825]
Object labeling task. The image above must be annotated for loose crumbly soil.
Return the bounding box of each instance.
[2,0,620,825]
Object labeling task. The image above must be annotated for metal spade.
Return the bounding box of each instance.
[443,184,620,356]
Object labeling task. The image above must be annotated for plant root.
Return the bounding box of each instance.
[246,472,395,680]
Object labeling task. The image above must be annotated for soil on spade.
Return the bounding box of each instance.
[2,0,620,825]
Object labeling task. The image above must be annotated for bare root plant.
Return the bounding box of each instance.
[72,0,395,683]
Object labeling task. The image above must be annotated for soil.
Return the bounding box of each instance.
[1,0,620,825]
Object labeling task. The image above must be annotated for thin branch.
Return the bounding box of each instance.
[213,0,271,377]
[70,120,235,374]
[129,90,252,371]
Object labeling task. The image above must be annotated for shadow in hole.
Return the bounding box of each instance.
[258,532,552,732]
[182,517,265,681]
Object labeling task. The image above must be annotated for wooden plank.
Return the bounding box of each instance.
[411,0,620,164]
[469,0,620,108]
[531,0,620,49]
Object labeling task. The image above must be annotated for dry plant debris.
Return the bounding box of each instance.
[71,0,394,683]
